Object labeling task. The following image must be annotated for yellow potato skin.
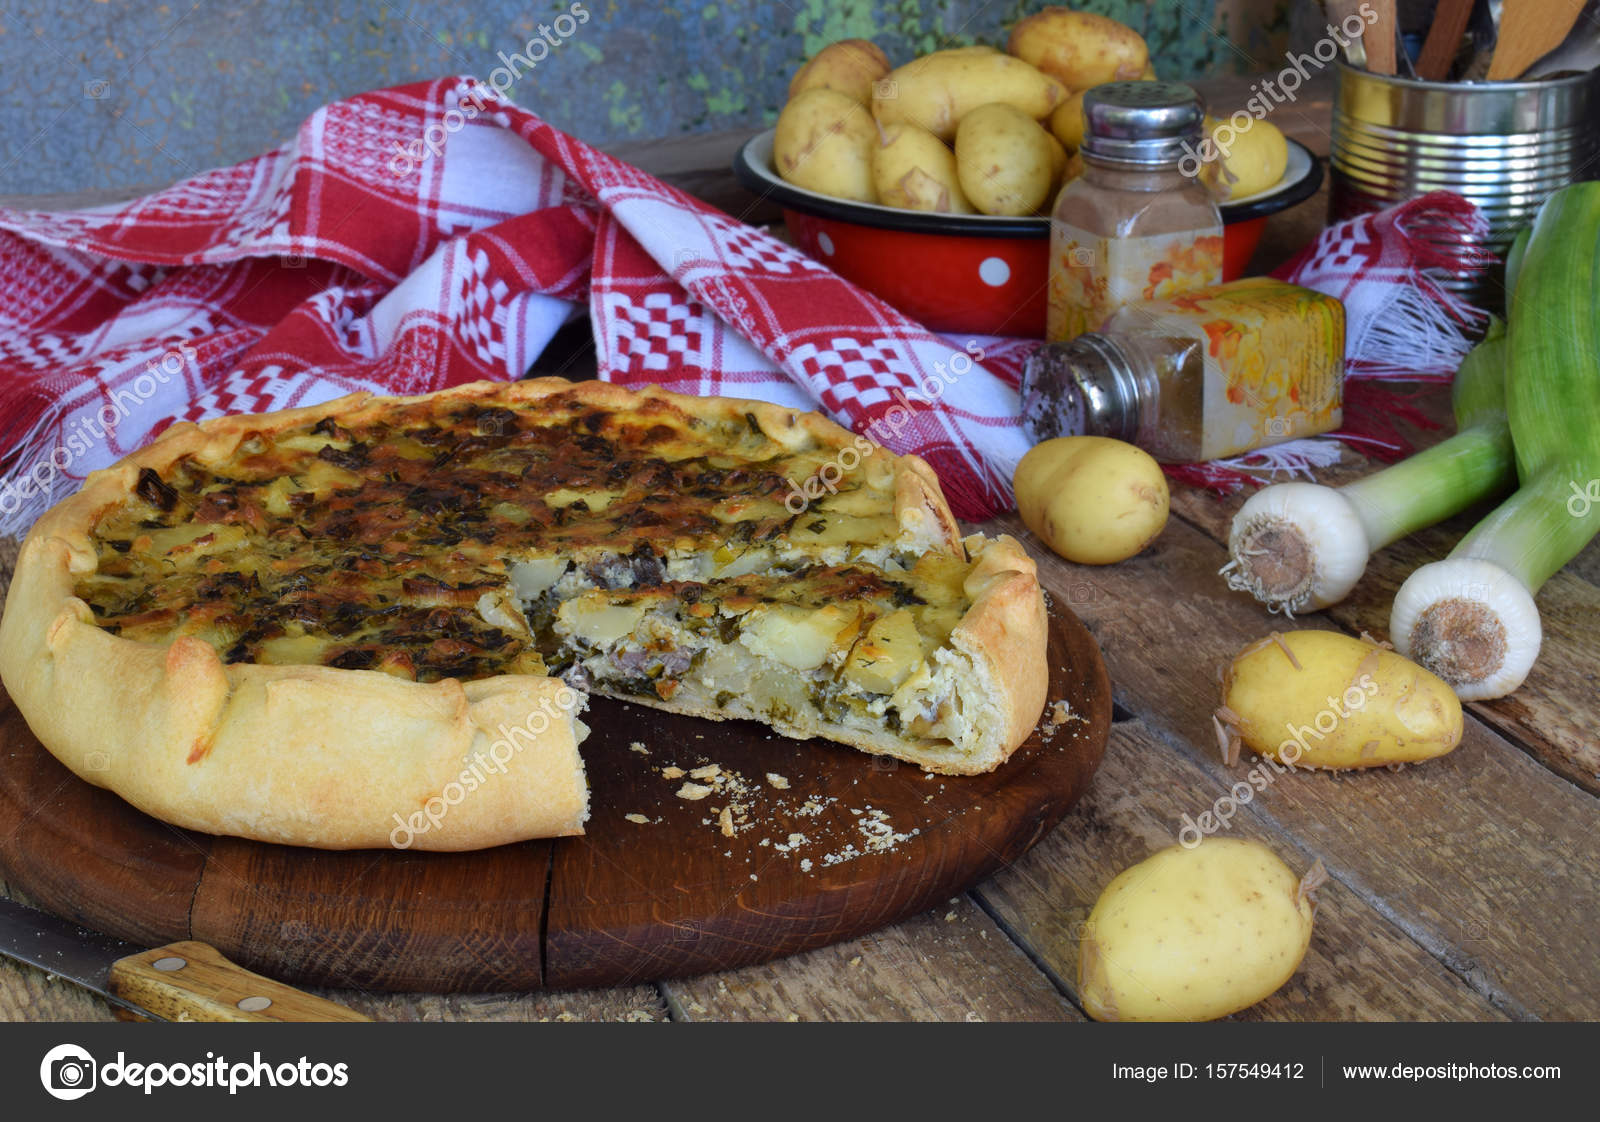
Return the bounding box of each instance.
[1013,436,1168,565]
[1049,66,1154,152]
[1223,630,1464,769]
[773,88,878,203]
[872,123,974,213]
[1048,90,1087,151]
[1007,8,1149,91]
[1212,116,1289,199]
[954,103,1056,216]
[1079,839,1314,1022]
[1043,128,1068,185]
[872,48,1067,142]
[787,38,892,106]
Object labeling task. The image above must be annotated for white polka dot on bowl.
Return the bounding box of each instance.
[978,257,1010,287]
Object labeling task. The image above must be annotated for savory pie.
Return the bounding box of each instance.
[0,379,1047,850]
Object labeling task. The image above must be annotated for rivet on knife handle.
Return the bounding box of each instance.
[108,940,371,1022]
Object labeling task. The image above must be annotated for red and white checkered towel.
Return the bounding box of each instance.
[0,76,1488,535]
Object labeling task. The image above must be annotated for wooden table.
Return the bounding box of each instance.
[3,79,1597,1023]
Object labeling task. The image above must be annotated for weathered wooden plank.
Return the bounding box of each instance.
[316,985,669,1023]
[976,721,1509,1021]
[1001,507,1600,1021]
[663,898,1080,1022]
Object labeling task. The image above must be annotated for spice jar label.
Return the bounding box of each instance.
[1047,224,1224,344]
[1171,281,1344,459]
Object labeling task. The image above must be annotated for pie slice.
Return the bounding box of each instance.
[0,380,1048,850]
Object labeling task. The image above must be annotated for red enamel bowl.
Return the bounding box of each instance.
[735,130,1322,338]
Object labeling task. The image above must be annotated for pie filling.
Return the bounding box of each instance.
[72,391,999,761]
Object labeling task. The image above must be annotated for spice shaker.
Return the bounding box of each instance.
[1022,278,1346,462]
[1048,81,1224,344]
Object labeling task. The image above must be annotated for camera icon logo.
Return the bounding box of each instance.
[40,1043,98,1100]
[1266,417,1291,438]
[83,79,110,101]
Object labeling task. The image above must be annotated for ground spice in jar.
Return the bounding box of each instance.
[1048,81,1224,344]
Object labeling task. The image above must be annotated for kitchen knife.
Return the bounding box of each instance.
[0,894,370,1021]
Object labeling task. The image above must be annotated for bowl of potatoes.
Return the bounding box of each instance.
[734,11,1321,336]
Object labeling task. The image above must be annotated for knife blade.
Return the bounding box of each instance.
[0,894,370,1021]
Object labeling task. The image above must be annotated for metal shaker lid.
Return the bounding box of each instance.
[1081,81,1207,167]
[1020,334,1141,444]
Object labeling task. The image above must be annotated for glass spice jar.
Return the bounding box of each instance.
[1021,278,1346,462]
[1047,81,1224,344]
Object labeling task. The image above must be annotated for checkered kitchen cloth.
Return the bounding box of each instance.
[0,76,1487,533]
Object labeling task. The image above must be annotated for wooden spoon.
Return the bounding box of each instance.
[1417,0,1477,79]
[1488,0,1589,78]
[1364,0,1399,74]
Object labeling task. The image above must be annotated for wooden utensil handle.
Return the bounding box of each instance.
[1416,0,1475,80]
[109,940,371,1022]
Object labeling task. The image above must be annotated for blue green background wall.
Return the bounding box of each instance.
[0,0,1292,194]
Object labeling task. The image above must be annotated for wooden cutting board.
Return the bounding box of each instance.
[0,611,1108,992]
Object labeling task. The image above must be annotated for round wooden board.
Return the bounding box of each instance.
[0,610,1108,993]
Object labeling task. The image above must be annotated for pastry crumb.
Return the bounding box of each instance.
[661,765,685,779]
[1049,699,1081,726]
[629,741,649,754]
[677,782,713,801]
[799,858,813,872]
[719,806,735,837]
[624,813,650,824]
[689,763,721,781]
[766,772,789,789]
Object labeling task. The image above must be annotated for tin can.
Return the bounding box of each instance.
[1330,62,1600,308]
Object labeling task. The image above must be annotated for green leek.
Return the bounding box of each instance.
[1392,183,1600,699]
[1222,319,1516,615]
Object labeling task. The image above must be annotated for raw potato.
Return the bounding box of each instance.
[1007,7,1149,91]
[872,47,1067,142]
[955,103,1056,217]
[1219,630,1464,769]
[1043,130,1068,195]
[773,88,878,202]
[1079,838,1320,1022]
[788,38,892,106]
[1049,65,1155,152]
[872,123,974,213]
[1211,115,1289,199]
[1048,90,1087,151]
[1013,436,1168,564]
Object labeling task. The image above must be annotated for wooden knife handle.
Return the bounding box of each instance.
[108,940,371,1022]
